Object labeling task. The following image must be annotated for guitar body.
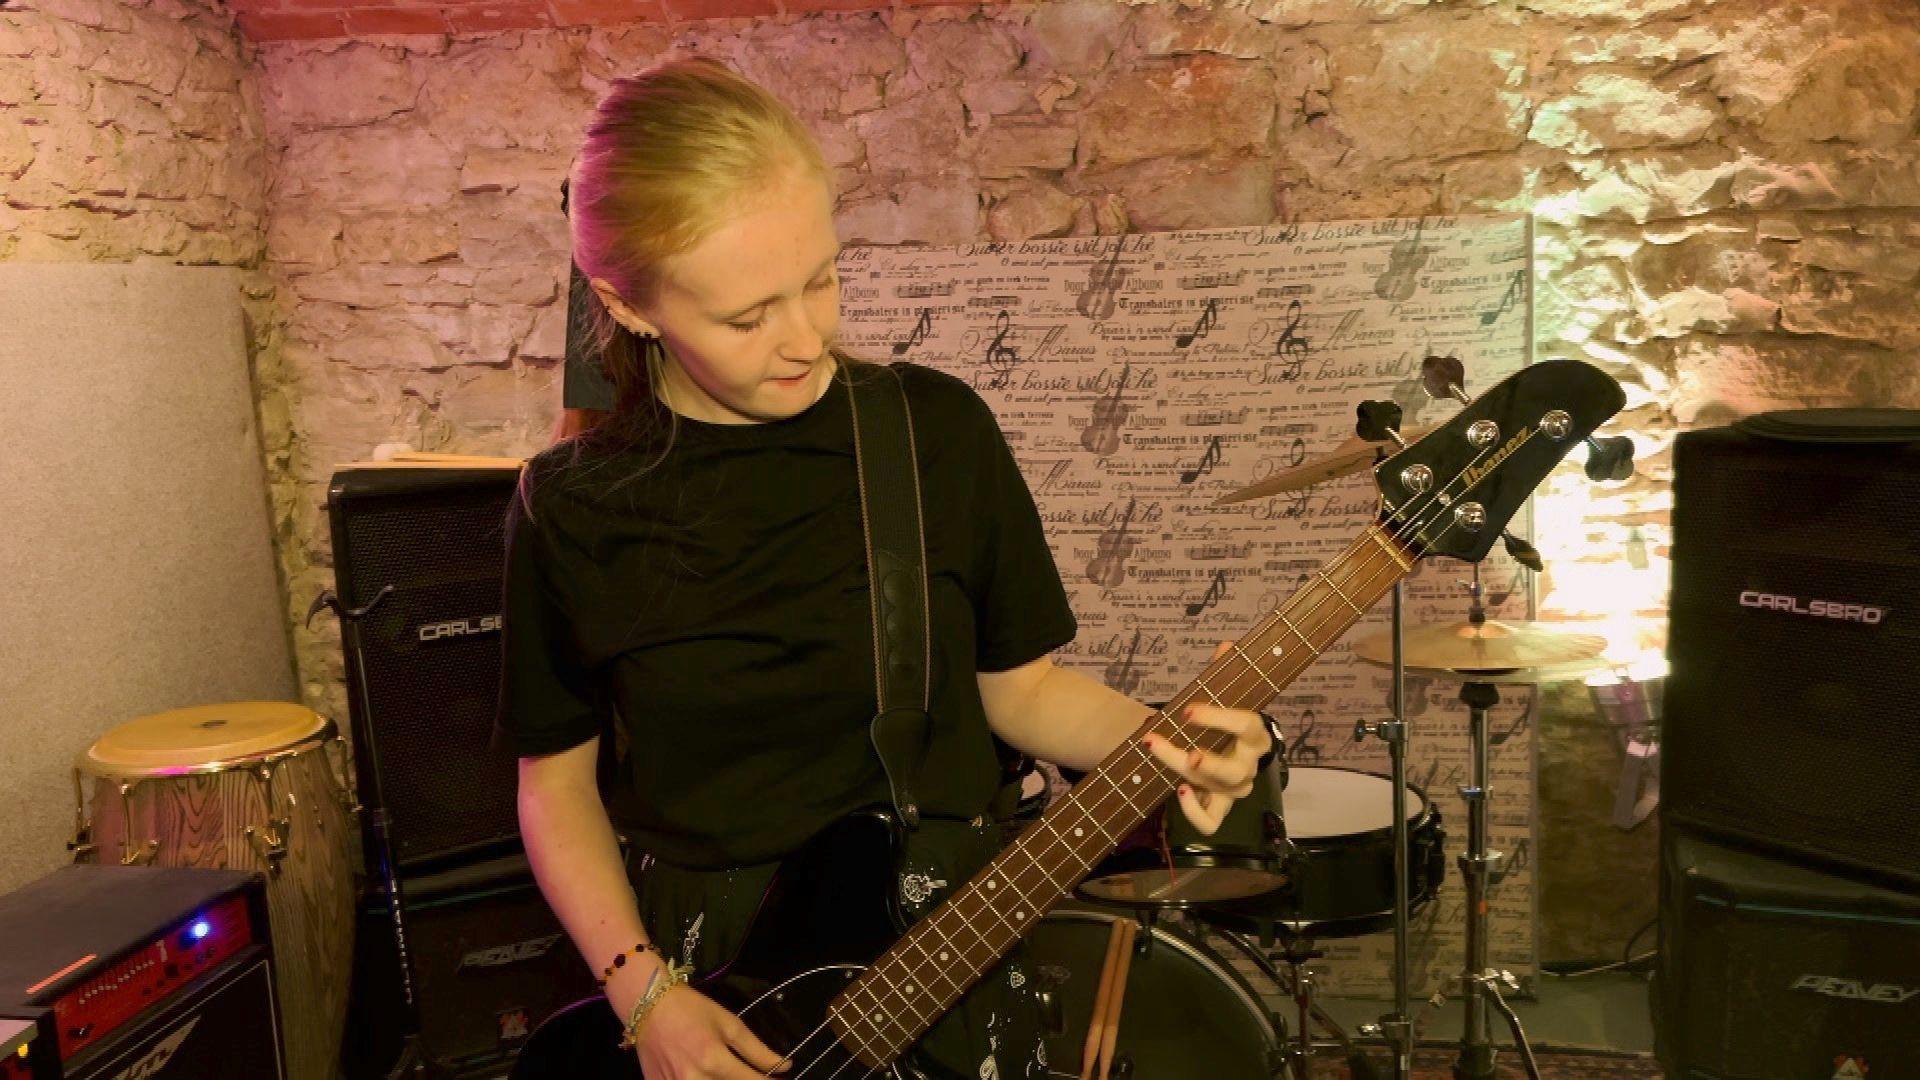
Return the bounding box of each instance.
[511,813,929,1080]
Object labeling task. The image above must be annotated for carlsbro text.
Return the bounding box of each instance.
[1739,592,1889,625]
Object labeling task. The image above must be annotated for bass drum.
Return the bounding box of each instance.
[1026,909,1285,1079]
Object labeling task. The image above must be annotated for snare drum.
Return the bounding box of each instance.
[73,702,356,1080]
[1077,756,1292,909]
[1202,766,1447,940]
[1026,909,1286,1078]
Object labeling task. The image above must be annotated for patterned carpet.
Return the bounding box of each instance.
[1333,1047,1663,1078]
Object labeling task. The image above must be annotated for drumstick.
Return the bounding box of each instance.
[1096,919,1138,1080]
[1079,919,1128,1080]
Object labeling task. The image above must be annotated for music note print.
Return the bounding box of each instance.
[1175,298,1219,348]
[1179,435,1224,484]
[1184,568,1229,617]
[1479,268,1525,327]
[1490,710,1531,747]
[891,308,932,356]
[1505,837,1531,875]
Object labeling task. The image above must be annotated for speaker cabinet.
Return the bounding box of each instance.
[1666,409,1920,888]
[344,855,596,1078]
[1657,831,1920,1079]
[328,466,524,873]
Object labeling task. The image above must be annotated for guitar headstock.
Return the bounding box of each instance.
[1373,358,1625,562]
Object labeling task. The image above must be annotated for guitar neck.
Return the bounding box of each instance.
[825,522,1417,1067]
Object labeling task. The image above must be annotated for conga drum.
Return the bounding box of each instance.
[73,702,356,1080]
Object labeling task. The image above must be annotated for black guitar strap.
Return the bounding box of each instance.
[846,363,932,830]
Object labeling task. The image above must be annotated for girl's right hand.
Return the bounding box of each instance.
[633,986,791,1079]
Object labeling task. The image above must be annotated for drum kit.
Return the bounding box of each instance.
[1036,382,1635,1080]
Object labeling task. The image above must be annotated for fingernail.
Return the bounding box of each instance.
[1189,749,1204,768]
[1182,706,1196,721]
[1140,734,1155,750]
[1179,784,1192,797]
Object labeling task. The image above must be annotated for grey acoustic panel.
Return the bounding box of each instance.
[0,262,295,896]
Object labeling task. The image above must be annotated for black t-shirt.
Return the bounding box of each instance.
[495,362,1077,869]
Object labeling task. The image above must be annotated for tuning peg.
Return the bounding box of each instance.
[1583,434,1634,482]
[1355,399,1406,446]
[1502,531,1543,572]
[1422,353,1469,404]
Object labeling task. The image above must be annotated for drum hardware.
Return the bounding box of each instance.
[1208,927,1381,1080]
[1354,573,1615,1080]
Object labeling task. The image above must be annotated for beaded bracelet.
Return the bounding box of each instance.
[596,941,661,988]
[616,959,695,1050]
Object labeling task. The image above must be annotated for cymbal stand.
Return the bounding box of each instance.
[1449,568,1539,1080]
[1352,579,1415,1080]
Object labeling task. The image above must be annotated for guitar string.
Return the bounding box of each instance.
[804,433,1519,1075]
[781,430,1531,1077]
[794,434,1515,1077]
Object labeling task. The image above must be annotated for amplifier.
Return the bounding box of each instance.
[344,853,595,1078]
[1657,830,1920,1078]
[0,866,281,1080]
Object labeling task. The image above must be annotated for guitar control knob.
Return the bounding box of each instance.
[1454,503,1486,532]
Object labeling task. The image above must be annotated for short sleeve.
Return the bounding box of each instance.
[965,393,1078,672]
[493,483,605,756]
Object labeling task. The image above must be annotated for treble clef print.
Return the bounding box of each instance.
[1285,710,1322,766]
[982,309,1019,390]
[1273,298,1309,381]
[891,308,932,356]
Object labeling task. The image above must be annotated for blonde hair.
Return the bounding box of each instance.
[563,58,833,450]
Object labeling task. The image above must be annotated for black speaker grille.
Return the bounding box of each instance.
[1658,832,1920,1077]
[1667,430,1920,887]
[331,472,521,870]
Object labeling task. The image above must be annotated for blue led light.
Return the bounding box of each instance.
[190,920,211,941]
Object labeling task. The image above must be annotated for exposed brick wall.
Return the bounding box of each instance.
[222,0,998,41]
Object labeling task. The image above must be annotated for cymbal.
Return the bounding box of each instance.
[1214,426,1435,506]
[1351,619,1608,678]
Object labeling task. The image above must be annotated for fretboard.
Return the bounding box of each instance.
[825,522,1416,1067]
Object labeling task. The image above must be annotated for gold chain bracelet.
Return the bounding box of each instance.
[616,959,695,1050]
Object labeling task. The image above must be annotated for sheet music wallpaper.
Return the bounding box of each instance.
[838,214,1537,997]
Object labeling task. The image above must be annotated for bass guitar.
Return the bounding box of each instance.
[512,358,1624,1079]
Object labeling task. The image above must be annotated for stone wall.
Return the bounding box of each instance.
[2,0,269,264]
[15,0,1918,969]
[255,0,1920,965]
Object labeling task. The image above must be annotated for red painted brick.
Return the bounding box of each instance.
[664,0,781,20]
[548,0,670,26]
[344,6,453,33]
[234,8,349,40]
[444,3,553,31]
